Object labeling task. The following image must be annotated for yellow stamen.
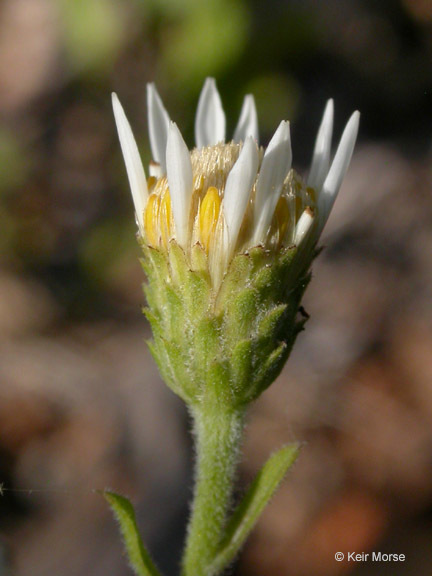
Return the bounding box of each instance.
[199,186,221,253]
[147,176,157,192]
[159,190,172,249]
[144,193,160,247]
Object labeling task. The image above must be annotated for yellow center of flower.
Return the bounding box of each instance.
[144,192,160,247]
[142,143,315,258]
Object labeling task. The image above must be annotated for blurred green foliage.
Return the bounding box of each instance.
[58,0,127,75]
[158,0,250,92]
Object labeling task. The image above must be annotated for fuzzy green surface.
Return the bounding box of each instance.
[209,443,300,575]
[181,404,244,576]
[141,240,311,407]
[104,491,161,576]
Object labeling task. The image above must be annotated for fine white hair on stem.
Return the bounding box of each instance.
[195,78,226,149]
[166,122,193,248]
[307,99,334,193]
[147,83,171,174]
[253,120,292,244]
[233,95,259,143]
[222,136,259,258]
[112,93,148,233]
[318,111,360,230]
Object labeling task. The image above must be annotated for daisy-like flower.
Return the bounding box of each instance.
[113,78,359,289]
[109,79,360,576]
[112,77,359,409]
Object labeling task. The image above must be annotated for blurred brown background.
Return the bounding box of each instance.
[0,0,432,575]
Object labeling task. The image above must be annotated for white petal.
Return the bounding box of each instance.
[166,122,193,248]
[294,208,314,245]
[195,78,226,148]
[318,111,360,229]
[112,93,148,233]
[233,94,259,142]
[147,83,170,173]
[253,121,292,244]
[149,161,163,178]
[222,136,259,258]
[307,99,334,192]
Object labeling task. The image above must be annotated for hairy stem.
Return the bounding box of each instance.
[181,402,245,576]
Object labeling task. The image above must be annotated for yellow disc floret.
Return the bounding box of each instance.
[144,192,160,247]
[142,140,314,269]
[159,189,172,249]
[144,189,173,249]
[199,186,221,253]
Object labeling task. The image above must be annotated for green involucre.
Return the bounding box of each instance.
[141,240,311,407]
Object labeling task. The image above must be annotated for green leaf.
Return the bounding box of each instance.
[209,444,300,576]
[104,491,161,576]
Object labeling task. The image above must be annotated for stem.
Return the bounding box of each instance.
[181,402,245,576]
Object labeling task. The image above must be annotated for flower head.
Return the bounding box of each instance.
[109,80,360,576]
[112,79,359,406]
[113,78,359,288]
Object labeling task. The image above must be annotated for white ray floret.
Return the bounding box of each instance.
[253,120,292,244]
[112,93,148,233]
[166,122,194,249]
[294,208,314,245]
[307,99,333,193]
[222,136,259,259]
[149,161,164,179]
[147,83,170,174]
[233,94,259,143]
[195,78,226,148]
[317,111,360,230]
